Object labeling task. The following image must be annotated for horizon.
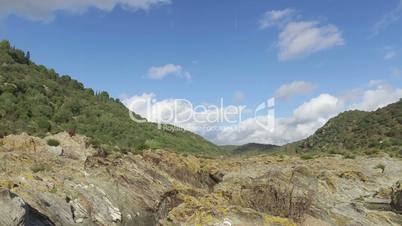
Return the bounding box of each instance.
[1,0,402,145]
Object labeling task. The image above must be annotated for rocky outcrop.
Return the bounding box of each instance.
[0,188,55,226]
[142,150,219,190]
[220,177,312,221]
[1,133,402,225]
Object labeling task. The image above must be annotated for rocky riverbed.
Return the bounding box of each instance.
[0,133,402,226]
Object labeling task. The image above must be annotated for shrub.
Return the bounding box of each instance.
[300,154,314,160]
[136,143,150,151]
[30,164,49,173]
[87,138,100,149]
[47,139,60,147]
[365,149,379,156]
[37,118,51,131]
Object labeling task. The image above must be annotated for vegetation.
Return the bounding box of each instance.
[221,143,279,155]
[47,139,60,147]
[298,101,402,157]
[300,154,314,160]
[30,163,50,173]
[0,40,223,155]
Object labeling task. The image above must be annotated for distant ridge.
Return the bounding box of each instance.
[222,143,279,154]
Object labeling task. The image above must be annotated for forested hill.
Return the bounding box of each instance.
[222,143,279,155]
[299,100,402,155]
[0,40,222,155]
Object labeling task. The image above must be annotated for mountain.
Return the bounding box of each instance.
[225,143,279,154]
[298,100,402,155]
[0,40,222,155]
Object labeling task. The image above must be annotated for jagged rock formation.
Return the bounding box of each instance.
[0,133,402,225]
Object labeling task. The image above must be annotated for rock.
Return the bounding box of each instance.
[68,183,122,225]
[159,192,296,226]
[209,171,225,184]
[0,188,55,226]
[215,175,313,222]
[70,198,89,223]
[391,180,402,213]
[338,171,368,182]
[0,133,45,153]
[142,150,219,190]
[46,132,96,160]
[47,146,63,156]
[0,188,26,226]
[302,215,332,226]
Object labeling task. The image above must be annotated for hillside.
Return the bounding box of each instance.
[0,40,222,155]
[299,100,402,155]
[224,143,279,155]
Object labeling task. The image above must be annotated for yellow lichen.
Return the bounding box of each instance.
[0,179,13,189]
[263,215,296,226]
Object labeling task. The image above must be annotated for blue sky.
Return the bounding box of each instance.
[1,0,402,144]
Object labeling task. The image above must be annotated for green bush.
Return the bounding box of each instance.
[300,154,314,160]
[136,143,150,151]
[47,139,60,147]
[37,118,51,131]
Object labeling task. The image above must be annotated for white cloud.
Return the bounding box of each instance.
[278,21,344,60]
[275,81,315,100]
[368,80,386,86]
[0,0,170,22]
[122,82,402,146]
[215,94,343,145]
[384,50,397,60]
[349,84,402,111]
[293,94,343,122]
[259,8,295,29]
[259,8,344,60]
[148,64,191,80]
[372,0,402,36]
[215,116,326,145]
[122,92,343,145]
